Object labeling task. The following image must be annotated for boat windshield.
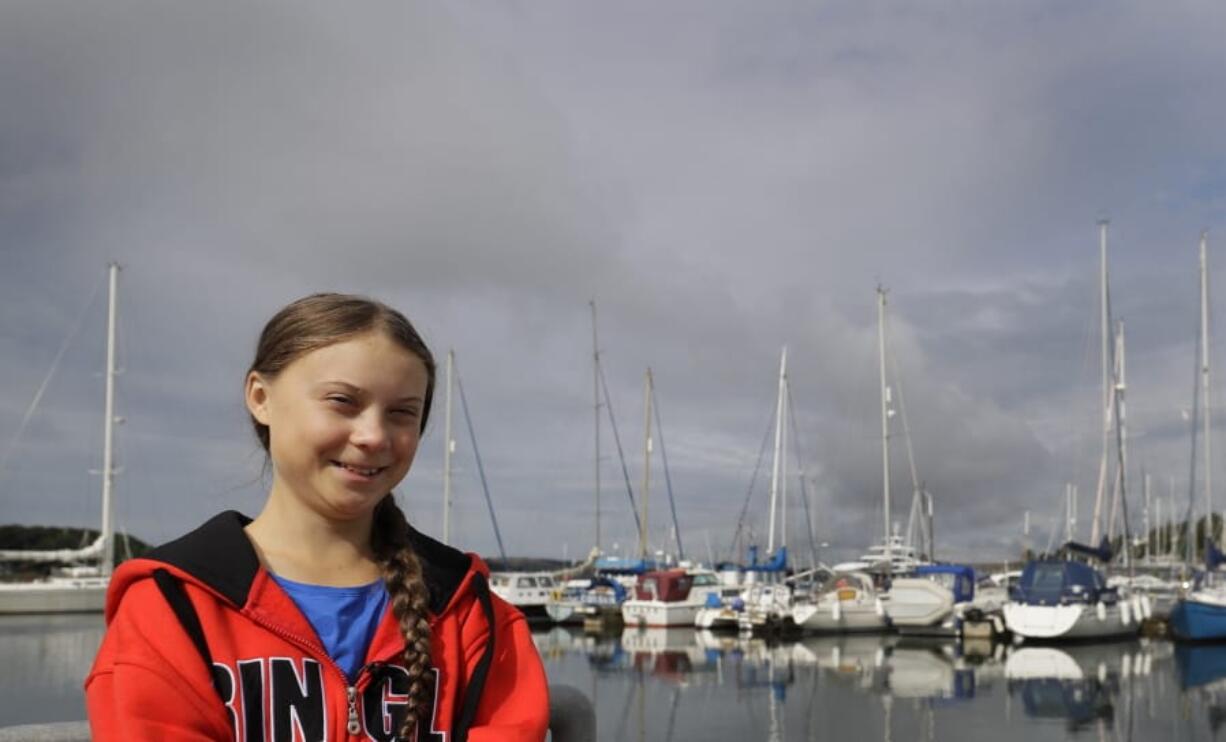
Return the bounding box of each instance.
[1030,565,1065,592]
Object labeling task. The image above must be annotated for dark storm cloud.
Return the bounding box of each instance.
[3,1,1226,563]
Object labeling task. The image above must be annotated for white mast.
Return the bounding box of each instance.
[767,347,787,553]
[1091,220,1111,545]
[1065,483,1075,542]
[100,263,120,577]
[1202,231,1214,545]
[442,349,455,545]
[878,286,892,572]
[639,368,654,559]
[1110,320,1129,554]
[591,301,602,552]
[1144,472,1152,561]
[781,357,789,552]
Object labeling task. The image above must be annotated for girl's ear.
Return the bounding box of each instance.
[245,371,272,425]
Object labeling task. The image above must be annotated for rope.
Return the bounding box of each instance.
[786,383,820,569]
[728,407,775,562]
[650,382,683,560]
[453,360,507,562]
[597,360,643,543]
[0,275,104,481]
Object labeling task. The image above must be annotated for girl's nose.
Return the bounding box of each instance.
[351,411,391,449]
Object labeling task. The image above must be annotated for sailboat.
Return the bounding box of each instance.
[695,347,795,633]
[792,289,897,634]
[1169,231,1226,641]
[1004,222,1142,642]
[622,369,713,628]
[0,263,121,614]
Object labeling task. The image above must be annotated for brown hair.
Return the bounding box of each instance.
[248,292,435,738]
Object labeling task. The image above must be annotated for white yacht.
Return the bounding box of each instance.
[791,572,889,633]
[489,571,558,621]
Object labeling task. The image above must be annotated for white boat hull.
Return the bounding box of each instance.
[1003,601,1138,641]
[792,599,888,633]
[0,580,107,614]
[885,578,954,628]
[622,600,703,628]
[693,606,741,631]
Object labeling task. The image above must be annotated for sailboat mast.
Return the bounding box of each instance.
[1202,232,1213,544]
[100,263,120,577]
[639,368,654,559]
[1114,319,1130,563]
[591,301,602,552]
[442,349,455,545]
[878,287,892,571]
[1091,220,1111,545]
[768,347,787,553]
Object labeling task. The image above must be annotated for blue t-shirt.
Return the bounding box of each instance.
[271,574,390,683]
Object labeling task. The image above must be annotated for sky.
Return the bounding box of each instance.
[3,1,1226,565]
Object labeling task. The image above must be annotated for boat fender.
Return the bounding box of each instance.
[991,615,1004,635]
[831,601,842,622]
[1096,601,1107,622]
[874,597,885,618]
[1120,599,1131,626]
[1137,595,1150,620]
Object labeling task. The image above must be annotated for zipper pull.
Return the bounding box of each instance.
[346,685,361,735]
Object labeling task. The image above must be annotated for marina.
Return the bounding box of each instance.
[4,3,1226,739]
[8,614,1226,740]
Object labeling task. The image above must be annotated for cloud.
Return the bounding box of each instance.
[3,1,1226,564]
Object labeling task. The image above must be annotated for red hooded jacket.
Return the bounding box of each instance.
[85,511,549,741]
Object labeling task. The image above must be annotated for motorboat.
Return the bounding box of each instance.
[623,569,723,628]
[489,571,558,621]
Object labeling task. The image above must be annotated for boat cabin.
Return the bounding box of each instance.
[635,570,693,602]
[1012,560,1116,606]
[913,564,976,603]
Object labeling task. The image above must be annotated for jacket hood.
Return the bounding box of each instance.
[105,510,486,621]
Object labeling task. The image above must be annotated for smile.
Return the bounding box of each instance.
[332,461,388,477]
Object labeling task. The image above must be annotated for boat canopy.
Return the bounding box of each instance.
[634,570,693,602]
[586,575,628,604]
[914,564,976,603]
[594,556,657,574]
[1014,560,1108,606]
[1059,538,1113,563]
[745,545,788,573]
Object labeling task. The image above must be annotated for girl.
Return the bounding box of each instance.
[86,294,549,741]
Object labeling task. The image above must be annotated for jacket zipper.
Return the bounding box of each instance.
[245,611,364,738]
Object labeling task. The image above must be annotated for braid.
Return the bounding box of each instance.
[372,495,434,740]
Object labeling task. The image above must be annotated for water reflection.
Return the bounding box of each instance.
[1177,644,1226,735]
[0,613,1221,739]
[0,614,104,726]
[533,626,1223,740]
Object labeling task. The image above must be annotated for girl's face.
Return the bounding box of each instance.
[245,331,430,521]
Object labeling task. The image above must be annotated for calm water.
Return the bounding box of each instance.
[5,614,1226,740]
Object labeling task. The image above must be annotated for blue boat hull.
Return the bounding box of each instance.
[1170,598,1226,641]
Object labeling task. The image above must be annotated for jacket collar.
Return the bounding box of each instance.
[146,509,475,615]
